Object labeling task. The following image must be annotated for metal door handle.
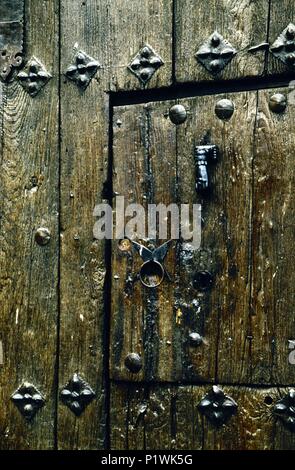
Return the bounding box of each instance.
[194,145,218,193]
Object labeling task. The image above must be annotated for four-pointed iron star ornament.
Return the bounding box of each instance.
[17,57,51,97]
[196,31,237,75]
[11,382,45,421]
[128,44,164,85]
[270,23,295,68]
[273,389,295,432]
[198,385,238,426]
[131,239,173,288]
[65,49,100,89]
[60,373,96,417]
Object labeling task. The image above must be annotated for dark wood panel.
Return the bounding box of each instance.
[110,102,178,381]
[57,0,173,448]
[58,0,109,450]
[250,87,295,384]
[110,383,295,450]
[177,92,256,384]
[110,92,256,383]
[110,87,295,386]
[175,0,269,83]
[0,0,294,452]
[110,105,147,382]
[0,0,59,450]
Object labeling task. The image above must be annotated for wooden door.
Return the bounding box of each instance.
[0,0,294,450]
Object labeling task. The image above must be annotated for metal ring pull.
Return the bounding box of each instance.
[131,239,173,288]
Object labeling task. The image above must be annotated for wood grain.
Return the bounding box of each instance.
[98,0,173,91]
[250,88,295,384]
[58,0,109,450]
[177,91,256,384]
[0,0,59,450]
[110,87,294,386]
[110,102,178,381]
[0,0,294,451]
[175,0,270,83]
[59,0,173,448]
[60,0,172,92]
[111,383,295,450]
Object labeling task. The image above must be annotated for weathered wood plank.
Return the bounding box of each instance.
[111,383,295,450]
[177,92,256,384]
[175,0,269,83]
[109,383,130,450]
[1,0,294,452]
[100,0,173,91]
[110,105,147,382]
[268,1,295,76]
[110,102,178,382]
[0,0,59,450]
[250,87,295,384]
[110,384,178,450]
[59,0,173,446]
[60,0,172,92]
[58,0,109,450]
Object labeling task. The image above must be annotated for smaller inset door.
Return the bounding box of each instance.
[109,89,295,386]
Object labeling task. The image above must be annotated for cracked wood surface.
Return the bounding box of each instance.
[0,0,294,451]
[0,0,59,449]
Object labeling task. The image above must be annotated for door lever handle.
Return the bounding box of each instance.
[194,145,219,193]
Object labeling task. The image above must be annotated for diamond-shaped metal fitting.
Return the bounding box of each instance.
[65,50,100,89]
[196,31,237,75]
[270,23,295,68]
[128,44,164,85]
[17,56,51,97]
[198,385,238,426]
[60,373,95,417]
[274,389,295,431]
[11,382,45,421]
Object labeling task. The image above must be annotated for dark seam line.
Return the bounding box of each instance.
[22,0,26,66]
[126,387,130,451]
[103,95,115,450]
[171,0,177,85]
[214,303,221,383]
[110,73,294,107]
[170,392,177,440]
[264,0,272,74]
[248,91,259,385]
[143,384,149,450]
[174,109,183,381]
[54,0,62,451]
[0,84,5,165]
